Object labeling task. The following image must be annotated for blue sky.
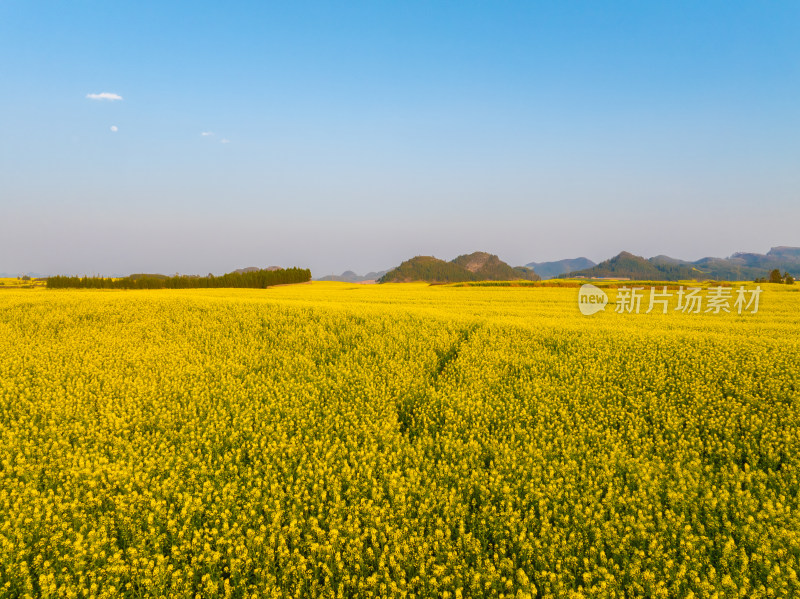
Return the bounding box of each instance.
[2,1,798,276]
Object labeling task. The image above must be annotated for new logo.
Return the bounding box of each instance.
[578,284,608,315]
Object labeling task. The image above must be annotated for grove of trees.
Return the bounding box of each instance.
[46,268,311,289]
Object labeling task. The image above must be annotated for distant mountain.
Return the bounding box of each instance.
[525,257,596,279]
[451,251,535,280]
[767,246,800,261]
[379,256,473,283]
[380,252,540,283]
[232,266,281,274]
[0,272,45,278]
[649,255,685,266]
[563,252,693,280]
[562,247,800,281]
[316,270,389,283]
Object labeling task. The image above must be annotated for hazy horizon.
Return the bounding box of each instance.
[2,1,798,277]
[5,239,800,279]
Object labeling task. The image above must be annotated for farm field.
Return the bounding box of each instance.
[0,278,45,289]
[1,283,799,598]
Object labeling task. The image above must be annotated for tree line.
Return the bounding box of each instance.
[46,268,311,289]
[754,269,796,285]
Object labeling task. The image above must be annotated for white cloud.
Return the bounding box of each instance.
[110,125,118,132]
[221,138,230,144]
[86,92,123,101]
[201,131,214,137]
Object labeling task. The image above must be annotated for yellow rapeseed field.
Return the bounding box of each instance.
[1,283,798,598]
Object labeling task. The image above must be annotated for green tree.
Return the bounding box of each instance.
[785,272,795,285]
[769,269,783,284]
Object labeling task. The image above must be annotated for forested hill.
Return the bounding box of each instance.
[379,252,540,283]
[47,267,311,289]
[561,247,800,281]
[562,252,698,280]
